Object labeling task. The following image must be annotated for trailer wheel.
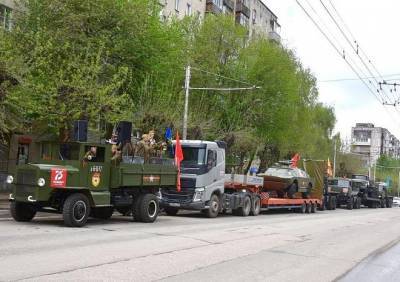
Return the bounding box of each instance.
[236,196,251,217]
[311,203,316,213]
[299,203,306,213]
[164,207,179,216]
[134,194,159,223]
[91,207,114,220]
[63,193,91,227]
[204,194,220,218]
[10,201,37,222]
[305,203,311,214]
[250,196,261,216]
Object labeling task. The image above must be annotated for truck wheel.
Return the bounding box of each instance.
[236,196,251,217]
[116,206,131,216]
[332,196,337,210]
[164,207,179,216]
[135,194,159,223]
[357,197,362,209]
[311,203,316,213]
[63,193,91,227]
[386,198,392,208]
[250,196,261,216]
[380,200,386,208]
[92,207,114,220]
[347,197,353,210]
[204,194,220,218]
[10,201,37,222]
[327,196,333,210]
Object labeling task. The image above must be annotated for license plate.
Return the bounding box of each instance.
[169,203,180,207]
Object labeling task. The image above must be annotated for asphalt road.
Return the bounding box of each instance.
[0,207,399,282]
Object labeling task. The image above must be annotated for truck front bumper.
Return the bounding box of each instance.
[160,199,206,210]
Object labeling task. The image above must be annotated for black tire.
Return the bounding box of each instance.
[332,196,337,210]
[305,203,311,214]
[236,196,251,217]
[327,196,334,210]
[250,196,261,216]
[116,206,131,216]
[63,193,91,227]
[10,201,36,222]
[386,198,392,208]
[380,199,386,208]
[347,197,353,210]
[164,207,179,216]
[134,194,159,223]
[299,203,306,213]
[311,203,316,213]
[92,207,114,220]
[357,197,362,209]
[204,194,220,218]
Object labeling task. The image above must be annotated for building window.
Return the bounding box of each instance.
[186,3,192,16]
[0,4,12,31]
[175,0,180,11]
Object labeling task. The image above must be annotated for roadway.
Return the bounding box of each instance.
[0,206,399,281]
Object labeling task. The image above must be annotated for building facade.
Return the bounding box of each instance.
[351,123,400,165]
[0,0,14,30]
[160,0,280,42]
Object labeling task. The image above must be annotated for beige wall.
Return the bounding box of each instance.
[161,0,206,20]
[248,0,280,39]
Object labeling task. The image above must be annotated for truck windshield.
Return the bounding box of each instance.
[328,179,349,187]
[352,181,367,189]
[181,147,206,166]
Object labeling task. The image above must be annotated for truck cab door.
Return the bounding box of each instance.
[81,145,110,191]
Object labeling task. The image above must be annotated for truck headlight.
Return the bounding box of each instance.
[193,188,205,202]
[37,178,46,187]
[6,175,14,184]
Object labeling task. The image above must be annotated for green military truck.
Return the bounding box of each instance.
[326,177,361,210]
[7,141,177,227]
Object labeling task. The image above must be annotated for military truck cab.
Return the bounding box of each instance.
[160,140,262,218]
[351,175,393,208]
[327,178,361,210]
[7,141,177,227]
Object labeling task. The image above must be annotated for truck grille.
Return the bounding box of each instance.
[162,187,195,204]
[17,170,36,186]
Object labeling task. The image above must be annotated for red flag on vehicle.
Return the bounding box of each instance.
[290,153,300,168]
[175,131,184,192]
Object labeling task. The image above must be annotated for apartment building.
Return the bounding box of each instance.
[0,0,14,30]
[351,123,400,165]
[159,0,206,20]
[161,0,281,42]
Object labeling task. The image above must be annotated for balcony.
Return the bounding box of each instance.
[236,0,250,18]
[206,0,223,14]
[268,30,281,43]
[223,0,235,12]
[352,138,371,146]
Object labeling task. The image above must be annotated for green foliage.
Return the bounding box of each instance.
[1,0,337,167]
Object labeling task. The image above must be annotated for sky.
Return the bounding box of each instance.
[263,0,400,140]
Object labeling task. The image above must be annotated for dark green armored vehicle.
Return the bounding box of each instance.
[7,141,177,227]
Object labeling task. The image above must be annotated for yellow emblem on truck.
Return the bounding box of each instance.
[92,172,101,187]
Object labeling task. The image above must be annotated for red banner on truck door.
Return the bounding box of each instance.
[50,168,67,188]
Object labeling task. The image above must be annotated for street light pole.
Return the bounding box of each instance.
[182,65,191,140]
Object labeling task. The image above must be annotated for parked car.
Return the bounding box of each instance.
[259,164,314,199]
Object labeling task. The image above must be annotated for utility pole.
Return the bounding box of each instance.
[333,138,337,177]
[182,65,191,140]
[181,65,259,140]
